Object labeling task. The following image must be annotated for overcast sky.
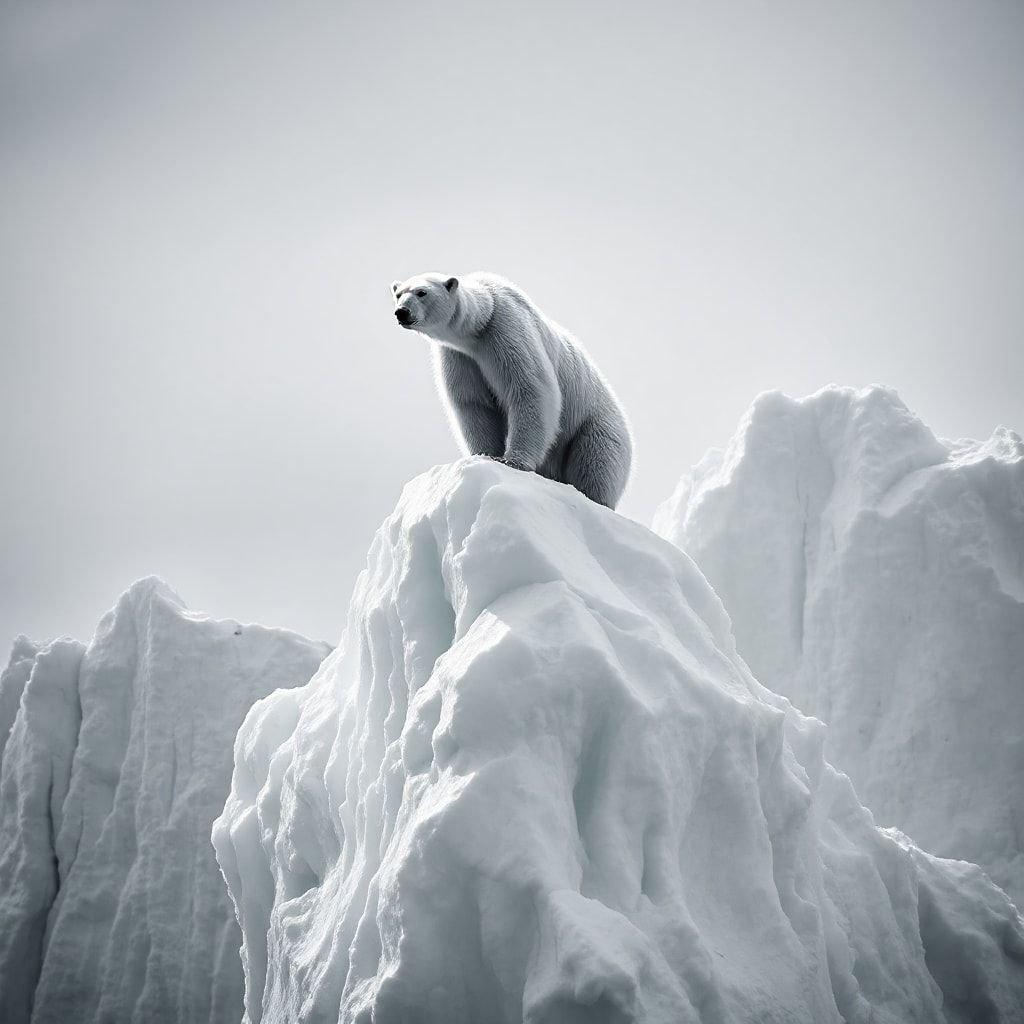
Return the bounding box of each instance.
[2,0,1022,649]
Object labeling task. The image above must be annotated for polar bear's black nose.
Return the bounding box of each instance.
[395,308,412,325]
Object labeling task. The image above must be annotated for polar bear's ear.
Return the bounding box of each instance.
[391,280,402,295]
[445,277,459,293]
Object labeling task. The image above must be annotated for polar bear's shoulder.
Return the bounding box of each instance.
[462,271,518,296]
[465,273,545,324]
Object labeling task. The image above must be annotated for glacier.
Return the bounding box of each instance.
[213,458,1024,1024]
[654,385,1024,909]
[0,579,329,1024]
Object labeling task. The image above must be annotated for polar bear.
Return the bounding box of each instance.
[391,272,632,508]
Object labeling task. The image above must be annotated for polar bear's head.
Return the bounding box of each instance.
[391,274,459,335]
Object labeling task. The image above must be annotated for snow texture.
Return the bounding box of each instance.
[654,385,1024,909]
[0,579,329,1024]
[214,457,1024,1024]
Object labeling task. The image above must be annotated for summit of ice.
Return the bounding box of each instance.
[0,578,329,1024]
[654,385,1024,907]
[214,458,1024,1024]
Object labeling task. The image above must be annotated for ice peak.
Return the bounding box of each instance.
[387,457,736,654]
[656,386,1024,909]
[0,581,328,1024]
[214,458,1024,1024]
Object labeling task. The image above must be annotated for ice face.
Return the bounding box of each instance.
[0,637,84,1023]
[0,578,329,1024]
[655,385,1024,909]
[214,457,1024,1024]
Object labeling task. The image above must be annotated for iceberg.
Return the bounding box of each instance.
[654,385,1024,908]
[214,458,1024,1024]
[0,579,328,1024]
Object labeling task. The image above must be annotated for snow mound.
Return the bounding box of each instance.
[0,579,329,1024]
[654,385,1024,908]
[214,458,1024,1024]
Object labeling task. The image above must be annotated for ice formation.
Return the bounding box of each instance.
[214,458,1024,1024]
[0,579,328,1024]
[654,386,1024,910]
[655,385,1024,913]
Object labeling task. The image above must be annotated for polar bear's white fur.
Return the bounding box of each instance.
[392,272,632,508]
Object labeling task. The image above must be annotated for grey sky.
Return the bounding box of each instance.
[2,0,1022,649]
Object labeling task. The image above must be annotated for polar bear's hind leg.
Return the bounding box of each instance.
[562,419,630,509]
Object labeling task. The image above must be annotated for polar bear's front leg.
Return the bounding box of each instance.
[435,346,505,457]
[502,371,560,471]
[451,400,506,457]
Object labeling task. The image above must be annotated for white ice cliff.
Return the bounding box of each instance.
[654,386,1024,910]
[0,579,329,1024]
[214,458,1024,1024]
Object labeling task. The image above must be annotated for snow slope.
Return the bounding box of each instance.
[214,458,1024,1024]
[0,579,329,1024]
[654,385,1024,909]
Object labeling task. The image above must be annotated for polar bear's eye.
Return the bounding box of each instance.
[416,290,427,298]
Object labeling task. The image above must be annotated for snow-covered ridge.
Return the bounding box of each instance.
[654,385,1024,907]
[0,579,328,1024]
[214,458,1024,1024]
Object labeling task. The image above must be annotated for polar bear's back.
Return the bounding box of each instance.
[470,273,630,484]
[468,274,615,419]
[441,271,631,506]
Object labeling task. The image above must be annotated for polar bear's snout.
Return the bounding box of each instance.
[395,307,414,326]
